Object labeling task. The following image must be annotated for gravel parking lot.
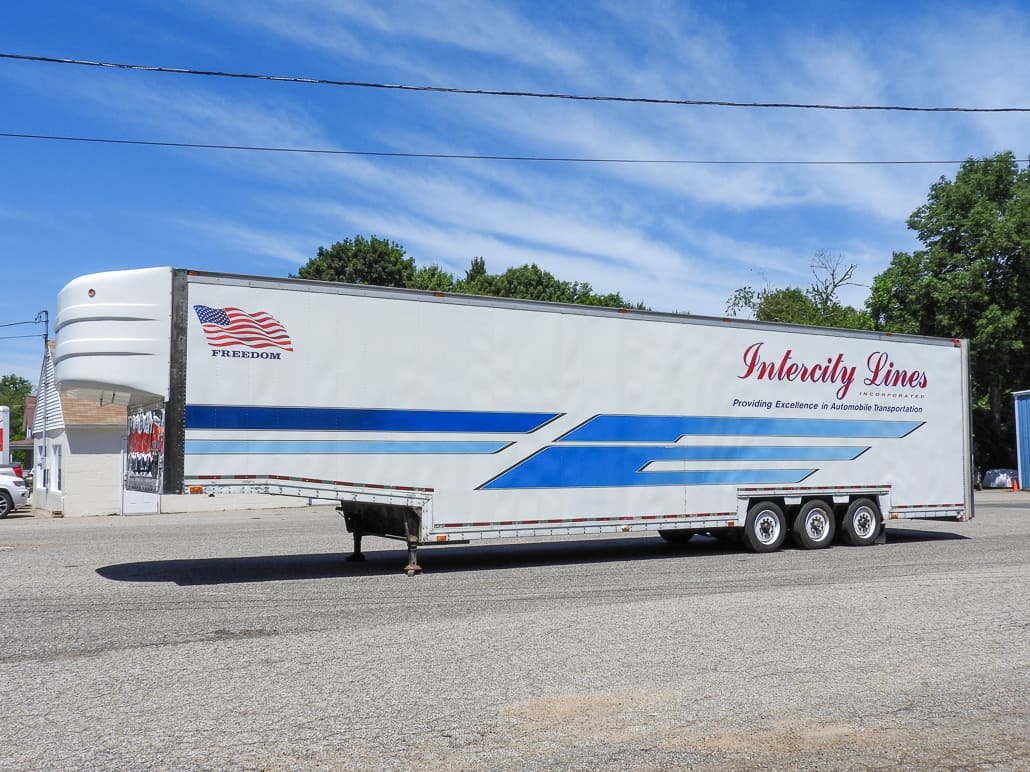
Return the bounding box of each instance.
[1,490,1028,770]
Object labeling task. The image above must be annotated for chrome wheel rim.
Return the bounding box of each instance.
[852,506,876,539]
[755,510,781,545]
[805,508,830,542]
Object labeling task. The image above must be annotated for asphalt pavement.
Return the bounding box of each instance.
[1,489,1028,769]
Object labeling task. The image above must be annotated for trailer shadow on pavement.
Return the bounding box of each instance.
[95,528,968,584]
[882,526,969,544]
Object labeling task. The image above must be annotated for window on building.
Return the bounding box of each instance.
[52,445,62,492]
[37,443,47,489]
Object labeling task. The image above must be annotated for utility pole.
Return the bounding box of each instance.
[35,310,48,491]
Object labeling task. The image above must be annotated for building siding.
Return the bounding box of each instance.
[1015,391,1030,490]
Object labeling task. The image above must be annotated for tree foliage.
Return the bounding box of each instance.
[868,151,1030,467]
[726,251,872,330]
[292,236,416,288]
[0,374,33,438]
[722,154,1029,466]
[294,239,645,309]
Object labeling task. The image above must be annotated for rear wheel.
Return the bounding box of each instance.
[0,491,12,519]
[840,498,881,546]
[742,501,786,553]
[658,529,695,544]
[792,499,836,549]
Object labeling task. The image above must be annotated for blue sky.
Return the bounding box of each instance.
[2,1,1029,387]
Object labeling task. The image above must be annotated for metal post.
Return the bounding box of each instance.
[35,311,48,496]
[403,508,422,577]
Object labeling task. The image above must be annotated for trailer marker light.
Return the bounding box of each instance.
[436,535,447,542]
[189,486,204,494]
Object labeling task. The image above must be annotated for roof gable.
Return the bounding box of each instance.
[32,342,126,431]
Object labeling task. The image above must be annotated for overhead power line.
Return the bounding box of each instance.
[2,52,1028,113]
[0,131,983,165]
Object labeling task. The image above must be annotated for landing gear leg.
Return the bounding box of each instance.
[338,505,366,561]
[404,509,422,577]
[348,531,366,562]
[337,501,424,575]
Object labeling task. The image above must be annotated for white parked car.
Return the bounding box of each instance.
[981,468,1019,489]
[0,465,29,518]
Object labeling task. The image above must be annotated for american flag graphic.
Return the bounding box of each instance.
[193,305,294,351]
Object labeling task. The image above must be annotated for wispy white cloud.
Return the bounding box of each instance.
[310,202,712,310]
[10,0,1026,325]
[169,217,316,265]
[195,0,588,84]
[133,1,1030,231]
[330,0,588,74]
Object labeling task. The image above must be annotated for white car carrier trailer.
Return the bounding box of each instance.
[54,267,974,574]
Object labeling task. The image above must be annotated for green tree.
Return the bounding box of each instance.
[292,236,416,287]
[471,263,571,302]
[727,251,872,329]
[868,151,1030,467]
[454,256,497,296]
[727,285,823,325]
[296,238,646,309]
[0,374,33,437]
[455,260,642,308]
[464,256,487,284]
[409,265,456,292]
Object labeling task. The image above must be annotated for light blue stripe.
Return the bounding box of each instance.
[560,415,923,442]
[640,445,867,461]
[185,440,510,455]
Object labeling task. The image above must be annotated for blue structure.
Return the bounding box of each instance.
[1015,390,1030,490]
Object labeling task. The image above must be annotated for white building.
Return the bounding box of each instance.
[30,342,126,516]
[30,342,325,516]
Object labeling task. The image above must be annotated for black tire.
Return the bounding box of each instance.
[791,499,836,549]
[840,497,881,546]
[0,491,12,519]
[742,501,786,553]
[658,529,695,544]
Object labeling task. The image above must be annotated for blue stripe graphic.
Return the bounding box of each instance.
[480,445,851,489]
[482,444,819,485]
[185,406,559,433]
[560,415,923,442]
[185,440,510,455]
